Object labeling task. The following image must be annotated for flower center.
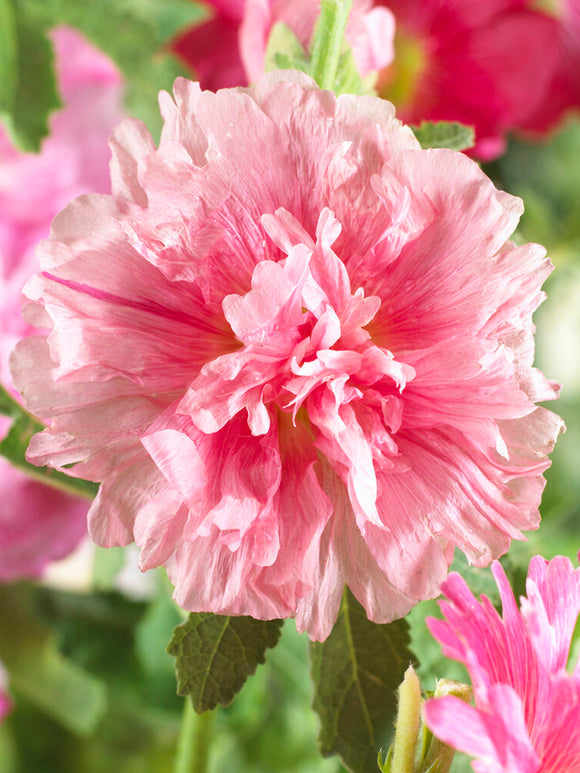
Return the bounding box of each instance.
[376,29,429,113]
[178,208,414,441]
[529,0,564,17]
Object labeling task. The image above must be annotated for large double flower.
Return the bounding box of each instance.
[12,72,562,639]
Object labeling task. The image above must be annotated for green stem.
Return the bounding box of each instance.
[0,382,98,500]
[175,700,214,773]
[309,0,353,90]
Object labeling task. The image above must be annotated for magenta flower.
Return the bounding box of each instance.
[424,556,580,773]
[522,0,580,132]
[171,0,395,90]
[375,0,561,159]
[0,26,123,580]
[12,71,562,640]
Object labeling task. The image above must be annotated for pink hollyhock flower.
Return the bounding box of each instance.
[171,0,395,90]
[521,0,580,132]
[375,0,561,159]
[424,556,580,773]
[12,71,562,640]
[0,26,123,580]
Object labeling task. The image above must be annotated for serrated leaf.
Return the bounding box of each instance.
[412,121,475,152]
[167,613,283,713]
[0,585,107,735]
[310,588,414,773]
[0,1,61,152]
[0,383,99,499]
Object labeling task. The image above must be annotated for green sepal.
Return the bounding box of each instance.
[411,121,475,152]
[167,612,283,713]
[264,22,310,75]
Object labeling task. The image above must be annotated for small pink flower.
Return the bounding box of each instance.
[0,26,123,580]
[12,71,562,640]
[171,0,395,90]
[424,556,580,773]
[375,0,561,159]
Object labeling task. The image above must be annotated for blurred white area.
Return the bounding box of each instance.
[42,539,157,600]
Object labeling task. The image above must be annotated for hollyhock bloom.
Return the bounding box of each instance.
[522,0,580,132]
[0,26,123,580]
[374,0,560,159]
[424,556,580,773]
[171,0,395,90]
[12,71,562,640]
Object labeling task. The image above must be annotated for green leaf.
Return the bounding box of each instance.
[0,1,61,152]
[0,586,107,735]
[167,613,283,713]
[310,588,414,773]
[0,0,17,114]
[0,383,99,500]
[19,0,191,141]
[411,121,475,152]
[121,0,209,43]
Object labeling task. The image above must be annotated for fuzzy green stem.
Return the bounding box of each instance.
[175,701,214,773]
[391,666,422,773]
[309,0,353,90]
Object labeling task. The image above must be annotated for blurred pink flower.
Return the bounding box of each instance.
[374,0,561,159]
[0,26,124,580]
[12,71,562,639]
[0,663,11,723]
[171,0,395,90]
[521,0,580,132]
[425,555,580,773]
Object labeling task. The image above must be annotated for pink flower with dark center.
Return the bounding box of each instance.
[0,26,123,580]
[171,0,395,90]
[375,0,561,159]
[12,71,562,640]
[424,555,580,773]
